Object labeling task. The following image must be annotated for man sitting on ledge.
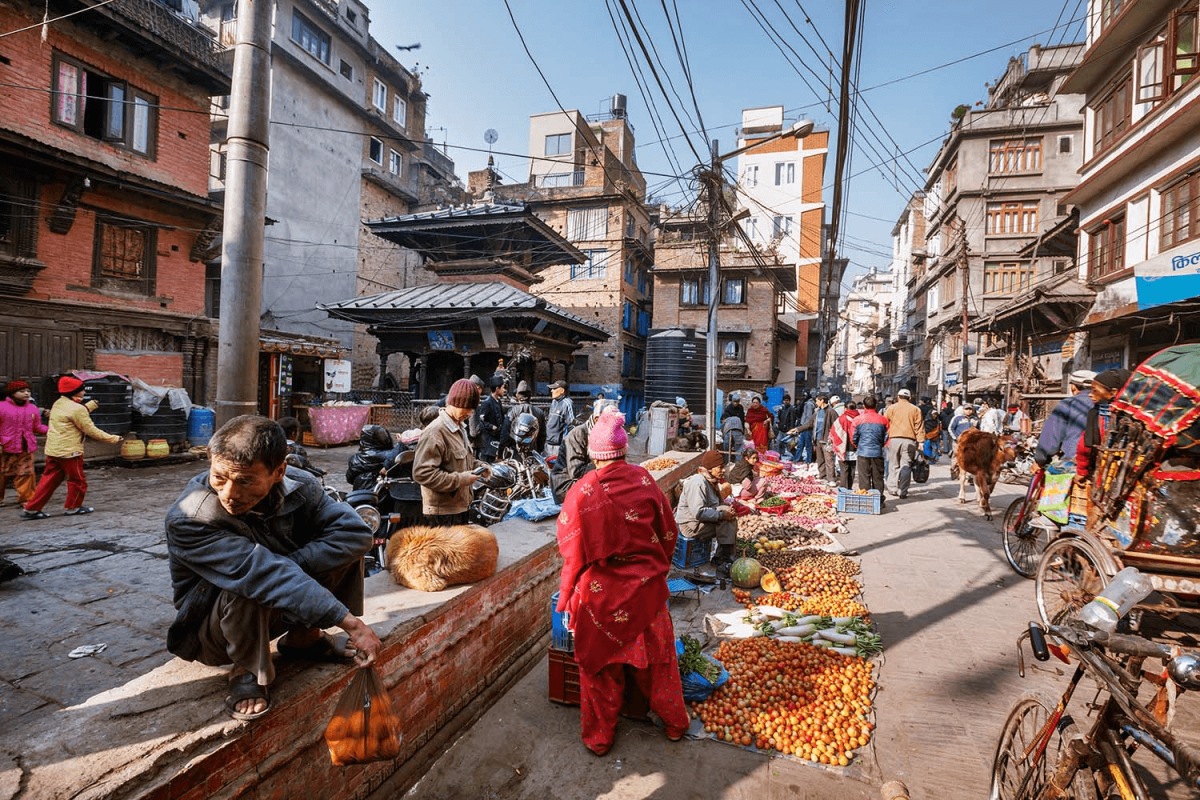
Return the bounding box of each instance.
[165,415,381,721]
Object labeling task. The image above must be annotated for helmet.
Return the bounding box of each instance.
[480,462,517,489]
[512,413,539,447]
[359,424,392,450]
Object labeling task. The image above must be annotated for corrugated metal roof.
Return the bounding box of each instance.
[367,203,529,225]
[319,281,609,340]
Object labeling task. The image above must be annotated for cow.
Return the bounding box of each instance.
[955,428,1015,520]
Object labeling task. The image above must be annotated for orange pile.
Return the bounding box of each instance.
[693,637,875,765]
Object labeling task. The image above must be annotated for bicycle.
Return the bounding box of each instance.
[1002,465,1052,579]
[990,618,1200,799]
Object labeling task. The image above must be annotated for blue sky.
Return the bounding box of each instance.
[372,0,1087,288]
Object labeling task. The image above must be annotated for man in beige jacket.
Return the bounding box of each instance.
[22,375,122,519]
[413,379,491,525]
[882,388,925,499]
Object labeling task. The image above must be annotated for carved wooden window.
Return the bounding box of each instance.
[0,170,38,260]
[92,217,156,294]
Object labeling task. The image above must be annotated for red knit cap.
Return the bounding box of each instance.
[4,380,29,394]
[446,378,480,410]
[587,410,627,460]
[58,376,84,395]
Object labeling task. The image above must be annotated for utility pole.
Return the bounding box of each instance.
[957,217,970,399]
[214,0,273,429]
[705,139,721,451]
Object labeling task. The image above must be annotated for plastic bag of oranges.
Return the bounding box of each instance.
[324,667,402,765]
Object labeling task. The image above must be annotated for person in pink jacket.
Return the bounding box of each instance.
[1,380,48,508]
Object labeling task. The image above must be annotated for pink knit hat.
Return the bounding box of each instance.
[588,410,627,460]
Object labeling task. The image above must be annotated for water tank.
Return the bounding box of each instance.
[645,328,707,416]
[133,406,188,444]
[611,93,627,118]
[85,376,133,435]
[187,407,215,446]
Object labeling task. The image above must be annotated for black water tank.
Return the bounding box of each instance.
[645,328,707,416]
[132,406,188,444]
[84,377,133,435]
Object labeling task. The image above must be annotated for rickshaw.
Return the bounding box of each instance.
[1034,344,1200,627]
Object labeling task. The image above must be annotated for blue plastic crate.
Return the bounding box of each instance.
[550,591,574,653]
[673,536,711,568]
[836,488,882,515]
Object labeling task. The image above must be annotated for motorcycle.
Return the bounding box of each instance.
[345,449,423,575]
[498,412,554,502]
[998,433,1038,485]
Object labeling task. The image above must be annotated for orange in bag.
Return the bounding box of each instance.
[324,666,402,766]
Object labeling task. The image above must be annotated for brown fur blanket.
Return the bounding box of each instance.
[384,524,499,592]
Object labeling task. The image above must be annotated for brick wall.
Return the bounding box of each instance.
[94,352,184,386]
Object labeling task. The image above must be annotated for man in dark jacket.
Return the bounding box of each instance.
[774,395,794,452]
[851,396,889,504]
[551,398,617,502]
[812,394,838,482]
[476,375,507,462]
[165,415,380,721]
[796,392,816,463]
[500,380,547,455]
[545,380,574,457]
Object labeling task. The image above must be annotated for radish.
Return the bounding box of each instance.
[756,605,787,619]
[816,629,858,644]
[773,624,817,637]
[831,646,858,657]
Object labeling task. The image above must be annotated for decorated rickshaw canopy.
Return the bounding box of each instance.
[1112,344,1200,451]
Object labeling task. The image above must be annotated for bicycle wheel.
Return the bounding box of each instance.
[1035,537,1109,628]
[1003,497,1048,579]
[990,692,1096,800]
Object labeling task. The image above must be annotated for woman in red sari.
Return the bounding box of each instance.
[744,396,773,452]
[555,410,689,756]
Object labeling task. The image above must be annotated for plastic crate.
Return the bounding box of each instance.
[549,591,574,653]
[548,647,649,718]
[672,536,711,568]
[836,488,882,515]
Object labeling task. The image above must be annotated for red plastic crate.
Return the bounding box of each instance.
[548,648,649,718]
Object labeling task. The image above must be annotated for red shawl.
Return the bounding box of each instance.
[745,404,772,450]
[555,460,678,675]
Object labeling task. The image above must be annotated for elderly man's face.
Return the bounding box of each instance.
[551,386,565,398]
[1090,381,1118,403]
[209,455,286,516]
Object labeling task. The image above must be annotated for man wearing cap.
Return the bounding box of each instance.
[555,410,688,755]
[1034,370,1097,466]
[882,388,925,498]
[413,379,491,526]
[675,449,738,576]
[1,381,48,509]
[476,375,507,462]
[545,380,574,457]
[21,376,122,519]
[1074,369,1132,485]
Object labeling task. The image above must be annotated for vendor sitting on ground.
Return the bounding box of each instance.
[675,450,738,577]
[726,445,764,497]
[165,415,382,722]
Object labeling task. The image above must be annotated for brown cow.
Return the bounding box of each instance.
[955,428,1015,520]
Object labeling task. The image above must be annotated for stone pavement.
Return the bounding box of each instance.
[397,461,1200,800]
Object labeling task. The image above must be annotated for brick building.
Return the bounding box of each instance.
[473,103,652,418]
[0,0,229,401]
[651,210,799,405]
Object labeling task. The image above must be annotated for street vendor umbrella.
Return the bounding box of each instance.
[1111,344,1200,453]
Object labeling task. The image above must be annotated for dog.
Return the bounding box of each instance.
[384,524,499,592]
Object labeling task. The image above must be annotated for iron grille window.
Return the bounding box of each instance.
[93,218,155,294]
[0,171,38,260]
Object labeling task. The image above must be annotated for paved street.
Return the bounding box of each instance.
[2,452,1197,799]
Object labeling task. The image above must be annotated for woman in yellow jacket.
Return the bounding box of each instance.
[21,376,121,520]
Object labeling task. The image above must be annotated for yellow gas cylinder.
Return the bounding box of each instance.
[145,439,169,459]
[121,438,146,461]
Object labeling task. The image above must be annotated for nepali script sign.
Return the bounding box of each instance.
[1135,245,1200,310]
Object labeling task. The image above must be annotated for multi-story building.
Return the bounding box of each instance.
[650,210,799,407]
[733,106,828,391]
[878,193,927,397]
[202,0,460,402]
[485,103,652,418]
[1061,0,1200,371]
[912,43,1085,402]
[1,0,229,401]
[834,271,893,397]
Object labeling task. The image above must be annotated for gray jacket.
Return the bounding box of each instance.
[546,396,574,447]
[675,473,724,529]
[165,467,371,659]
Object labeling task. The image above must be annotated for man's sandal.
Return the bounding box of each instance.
[225,673,271,721]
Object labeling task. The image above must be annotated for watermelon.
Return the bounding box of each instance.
[729,557,765,589]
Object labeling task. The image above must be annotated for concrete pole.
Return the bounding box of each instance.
[215,0,273,429]
[705,139,720,450]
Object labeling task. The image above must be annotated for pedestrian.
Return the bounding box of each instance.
[720,393,745,426]
[1074,369,1133,486]
[812,394,838,484]
[164,415,381,721]
[831,400,859,490]
[21,376,122,520]
[796,392,816,463]
[412,379,491,526]
[720,406,744,462]
[476,375,506,462]
[774,394,795,452]
[745,396,773,452]
[939,400,955,455]
[500,380,546,456]
[1034,370,1096,466]
[545,380,574,458]
[978,400,1005,434]
[948,404,978,460]
[555,410,689,755]
[1004,402,1031,436]
[677,448,740,576]
[882,388,924,499]
[1,380,47,509]
[922,406,942,463]
[851,396,889,506]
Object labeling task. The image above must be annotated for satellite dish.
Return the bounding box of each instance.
[484,129,498,145]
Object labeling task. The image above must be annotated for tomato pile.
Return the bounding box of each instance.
[693,638,875,765]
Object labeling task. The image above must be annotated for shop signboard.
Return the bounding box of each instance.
[1135,244,1200,310]
[944,372,958,387]
[277,354,293,397]
[324,359,352,393]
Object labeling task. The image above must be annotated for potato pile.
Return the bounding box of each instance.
[737,515,831,548]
